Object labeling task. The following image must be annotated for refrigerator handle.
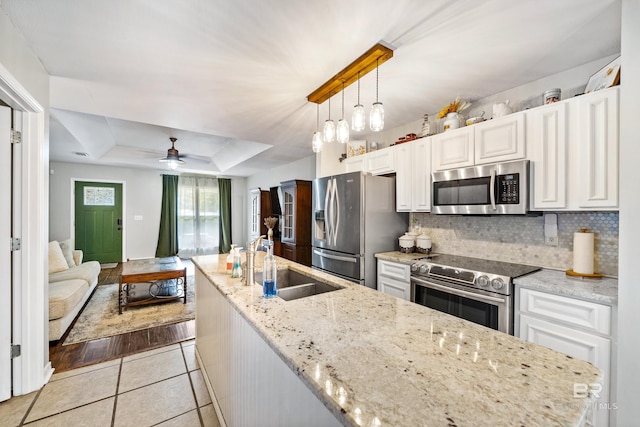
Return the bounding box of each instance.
[313,249,357,263]
[332,178,339,245]
[325,178,333,243]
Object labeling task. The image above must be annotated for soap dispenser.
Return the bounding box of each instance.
[226,244,235,274]
[262,244,277,298]
[231,247,243,278]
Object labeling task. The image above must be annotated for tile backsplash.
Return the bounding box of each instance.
[411,212,619,277]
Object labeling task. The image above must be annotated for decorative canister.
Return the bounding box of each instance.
[443,112,461,132]
[416,234,432,254]
[543,88,561,104]
[398,233,416,254]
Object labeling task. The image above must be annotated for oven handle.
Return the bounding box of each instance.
[412,277,507,304]
[490,167,497,211]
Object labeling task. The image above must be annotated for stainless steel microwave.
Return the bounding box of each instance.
[431,160,530,215]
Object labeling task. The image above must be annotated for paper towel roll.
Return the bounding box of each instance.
[573,230,595,275]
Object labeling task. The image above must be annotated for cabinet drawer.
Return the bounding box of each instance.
[378,260,410,281]
[378,276,411,301]
[519,288,611,335]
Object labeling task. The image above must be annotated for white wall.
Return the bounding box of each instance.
[50,161,247,260]
[1,8,51,393]
[616,1,639,424]
[246,154,316,189]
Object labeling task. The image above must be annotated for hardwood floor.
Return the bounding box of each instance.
[49,260,196,373]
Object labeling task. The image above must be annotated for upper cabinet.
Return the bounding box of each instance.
[395,138,431,212]
[343,149,396,176]
[432,112,526,171]
[248,188,270,241]
[529,87,619,211]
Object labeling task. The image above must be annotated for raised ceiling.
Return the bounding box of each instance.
[1,0,621,176]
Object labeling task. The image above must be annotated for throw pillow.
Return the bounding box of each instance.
[48,241,69,274]
[59,239,76,268]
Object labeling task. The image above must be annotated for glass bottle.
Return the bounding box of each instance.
[226,244,235,274]
[262,244,277,298]
[421,113,431,137]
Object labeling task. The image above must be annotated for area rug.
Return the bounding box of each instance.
[63,279,195,345]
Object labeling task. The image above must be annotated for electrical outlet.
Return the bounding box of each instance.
[545,235,558,246]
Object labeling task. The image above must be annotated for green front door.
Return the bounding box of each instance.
[74,181,123,263]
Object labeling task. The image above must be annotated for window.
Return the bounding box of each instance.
[177,176,219,257]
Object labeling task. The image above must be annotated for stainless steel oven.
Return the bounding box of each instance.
[410,255,540,335]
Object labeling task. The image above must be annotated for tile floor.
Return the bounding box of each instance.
[0,340,221,427]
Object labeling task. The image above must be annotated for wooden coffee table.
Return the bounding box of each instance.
[119,257,187,314]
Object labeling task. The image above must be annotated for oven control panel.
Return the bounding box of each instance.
[497,173,520,204]
[410,260,512,296]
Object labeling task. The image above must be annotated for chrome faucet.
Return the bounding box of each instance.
[243,235,265,286]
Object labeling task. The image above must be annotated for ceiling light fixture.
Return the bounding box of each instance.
[323,95,336,143]
[352,71,365,131]
[159,137,185,170]
[312,104,323,153]
[370,57,384,132]
[336,81,349,144]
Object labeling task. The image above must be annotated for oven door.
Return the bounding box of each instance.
[411,276,513,335]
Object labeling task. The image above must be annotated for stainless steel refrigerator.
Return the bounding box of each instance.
[312,171,408,289]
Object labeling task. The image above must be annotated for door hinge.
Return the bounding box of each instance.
[10,344,21,359]
[10,130,22,144]
[11,237,21,251]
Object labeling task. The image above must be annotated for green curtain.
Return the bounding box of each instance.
[155,174,179,257]
[218,178,232,254]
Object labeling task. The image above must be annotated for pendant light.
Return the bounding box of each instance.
[323,95,336,143]
[312,104,323,153]
[352,71,366,131]
[370,57,385,132]
[336,81,350,144]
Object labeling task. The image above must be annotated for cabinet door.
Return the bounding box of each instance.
[529,103,568,210]
[474,112,526,165]
[519,314,611,427]
[577,88,619,208]
[378,276,411,300]
[394,143,412,212]
[281,242,295,261]
[366,149,395,175]
[344,155,366,173]
[412,138,431,211]
[249,189,261,240]
[281,186,295,243]
[431,128,474,171]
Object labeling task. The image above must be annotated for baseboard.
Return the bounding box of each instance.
[195,345,226,427]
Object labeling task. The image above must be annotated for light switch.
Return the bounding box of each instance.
[134,215,143,221]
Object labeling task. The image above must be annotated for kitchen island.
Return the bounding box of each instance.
[194,254,601,427]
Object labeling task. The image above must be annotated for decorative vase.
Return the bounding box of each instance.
[267,227,273,241]
[443,112,461,132]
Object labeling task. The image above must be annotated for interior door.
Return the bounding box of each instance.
[74,181,123,263]
[0,105,12,401]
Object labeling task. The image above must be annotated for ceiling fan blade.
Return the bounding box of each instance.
[180,153,212,164]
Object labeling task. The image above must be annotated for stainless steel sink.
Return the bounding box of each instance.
[254,268,343,301]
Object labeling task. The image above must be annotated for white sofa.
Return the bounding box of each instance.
[48,240,101,341]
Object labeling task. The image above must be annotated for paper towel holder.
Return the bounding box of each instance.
[565,228,602,278]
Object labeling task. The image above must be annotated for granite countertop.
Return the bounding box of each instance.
[514,269,618,305]
[374,250,431,264]
[193,254,600,427]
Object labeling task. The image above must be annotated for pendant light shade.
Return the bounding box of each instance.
[352,71,366,131]
[336,81,349,144]
[370,58,384,132]
[312,104,323,153]
[323,96,336,143]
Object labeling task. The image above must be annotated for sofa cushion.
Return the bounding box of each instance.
[49,261,101,286]
[49,279,89,321]
[59,239,76,268]
[48,241,69,274]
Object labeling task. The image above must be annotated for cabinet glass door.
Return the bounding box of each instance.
[282,189,294,241]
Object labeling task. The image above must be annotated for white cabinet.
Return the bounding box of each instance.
[394,138,431,212]
[377,259,411,300]
[431,128,474,171]
[474,112,526,165]
[529,102,568,209]
[366,149,396,175]
[432,112,525,171]
[249,188,265,241]
[344,155,366,173]
[516,287,613,426]
[576,88,619,209]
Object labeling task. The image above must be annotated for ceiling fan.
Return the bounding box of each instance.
[159,137,185,170]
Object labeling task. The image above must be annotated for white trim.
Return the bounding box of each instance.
[0,105,12,402]
[0,63,48,396]
[70,178,127,262]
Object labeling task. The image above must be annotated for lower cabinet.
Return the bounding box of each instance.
[516,287,613,427]
[377,259,411,300]
[280,242,311,267]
